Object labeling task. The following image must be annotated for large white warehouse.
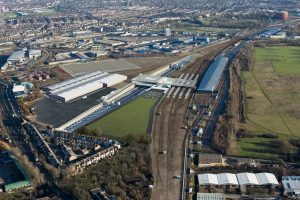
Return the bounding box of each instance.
[45,71,127,102]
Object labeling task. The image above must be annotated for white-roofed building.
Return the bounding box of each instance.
[12,84,26,97]
[198,174,218,186]
[217,173,239,186]
[7,50,25,65]
[29,49,42,59]
[282,176,300,197]
[256,173,279,185]
[44,71,127,102]
[237,173,259,185]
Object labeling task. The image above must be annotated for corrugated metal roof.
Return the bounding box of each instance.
[196,57,228,92]
[8,51,24,61]
[197,193,225,200]
[198,174,218,185]
[217,173,238,185]
[99,74,127,84]
[256,173,279,185]
[29,49,42,55]
[198,172,278,186]
[282,176,300,191]
[237,173,259,185]
[46,71,106,91]
[260,27,281,36]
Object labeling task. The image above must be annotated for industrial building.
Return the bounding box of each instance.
[198,154,224,168]
[196,56,229,93]
[282,176,300,197]
[44,71,127,102]
[197,172,279,187]
[259,27,281,38]
[12,85,26,97]
[7,49,42,66]
[28,49,42,59]
[7,51,25,66]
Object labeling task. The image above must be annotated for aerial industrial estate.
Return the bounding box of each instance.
[0,0,300,199]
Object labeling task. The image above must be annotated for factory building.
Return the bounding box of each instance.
[7,51,25,66]
[28,49,42,59]
[196,56,229,93]
[44,71,127,102]
[7,49,42,66]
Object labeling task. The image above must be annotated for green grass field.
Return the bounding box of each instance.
[86,96,158,139]
[237,46,300,160]
[254,46,300,75]
[2,12,16,19]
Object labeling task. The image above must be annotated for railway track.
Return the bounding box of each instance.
[150,40,238,200]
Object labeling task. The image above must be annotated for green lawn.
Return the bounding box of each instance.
[254,46,300,75]
[86,96,158,139]
[237,46,300,160]
[2,12,16,19]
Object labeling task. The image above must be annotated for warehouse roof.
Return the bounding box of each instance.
[260,27,281,36]
[198,174,218,185]
[198,172,278,186]
[197,193,225,200]
[8,51,24,61]
[237,173,259,185]
[29,49,42,55]
[196,57,228,92]
[13,85,26,93]
[217,173,239,185]
[99,74,127,85]
[45,71,107,91]
[282,176,300,194]
[256,173,279,185]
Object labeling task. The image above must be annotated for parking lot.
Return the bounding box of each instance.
[33,88,115,127]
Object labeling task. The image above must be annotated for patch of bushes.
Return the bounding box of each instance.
[236,129,256,138]
[259,133,278,139]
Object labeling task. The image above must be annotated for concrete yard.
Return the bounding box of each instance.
[60,59,141,76]
[60,56,181,76]
[32,88,115,127]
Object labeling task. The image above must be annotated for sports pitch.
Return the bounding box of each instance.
[86,94,160,139]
